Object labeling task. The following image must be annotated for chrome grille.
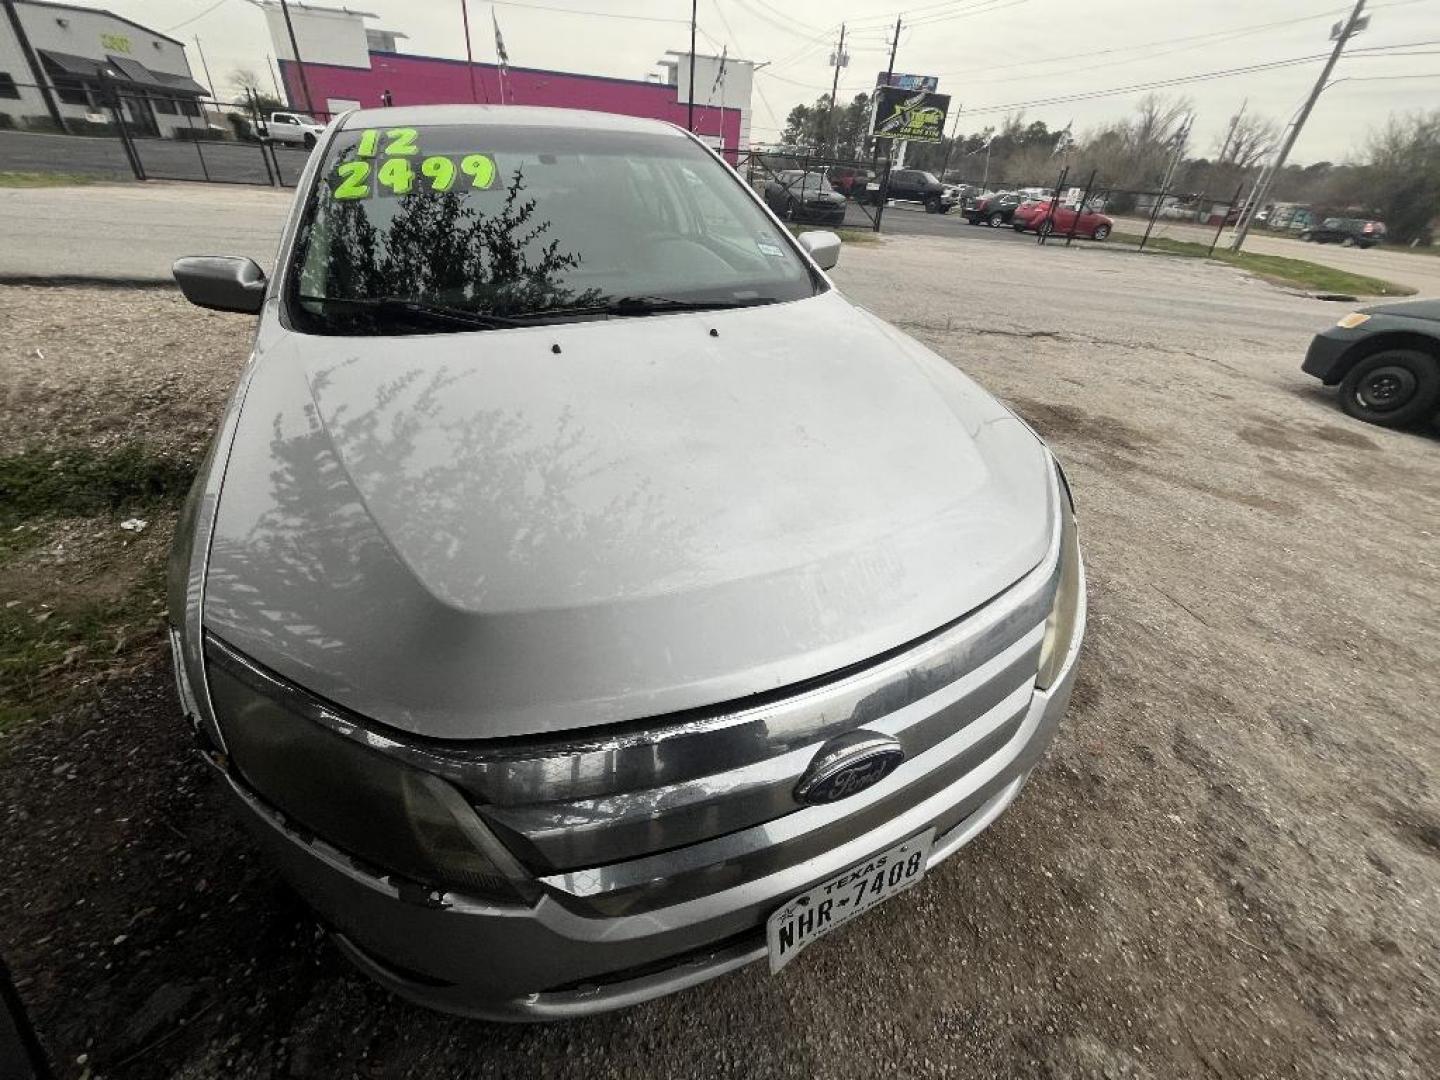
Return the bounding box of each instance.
[205,514,1061,909]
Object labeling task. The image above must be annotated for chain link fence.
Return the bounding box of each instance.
[0,81,329,186]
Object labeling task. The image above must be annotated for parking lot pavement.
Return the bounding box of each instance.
[0,182,291,282]
[2,230,1436,1079]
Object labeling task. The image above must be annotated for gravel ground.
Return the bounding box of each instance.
[1,237,1437,1080]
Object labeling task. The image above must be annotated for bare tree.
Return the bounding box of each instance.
[1216,113,1281,170]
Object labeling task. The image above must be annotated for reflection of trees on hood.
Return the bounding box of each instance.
[300,167,600,313]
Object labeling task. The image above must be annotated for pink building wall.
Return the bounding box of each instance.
[280,53,742,152]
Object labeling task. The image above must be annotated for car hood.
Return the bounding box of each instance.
[204,290,1055,739]
[1362,299,1440,322]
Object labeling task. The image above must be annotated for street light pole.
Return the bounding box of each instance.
[1231,0,1367,251]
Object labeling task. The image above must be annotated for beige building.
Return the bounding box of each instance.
[0,0,209,137]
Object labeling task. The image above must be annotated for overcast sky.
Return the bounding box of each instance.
[105,0,1438,163]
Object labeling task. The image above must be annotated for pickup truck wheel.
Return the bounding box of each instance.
[988,211,1005,227]
[1339,349,1440,427]
[924,196,942,214]
[303,133,316,149]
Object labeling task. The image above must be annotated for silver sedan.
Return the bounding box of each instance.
[167,104,1086,1019]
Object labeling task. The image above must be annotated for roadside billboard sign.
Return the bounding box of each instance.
[875,72,939,92]
[871,88,951,143]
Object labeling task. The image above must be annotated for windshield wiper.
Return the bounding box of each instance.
[298,295,532,330]
[602,295,781,316]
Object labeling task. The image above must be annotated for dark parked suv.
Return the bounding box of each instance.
[870,169,948,213]
[1299,217,1386,248]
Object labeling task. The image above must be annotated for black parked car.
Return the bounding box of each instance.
[965,191,1024,227]
[1299,217,1387,248]
[762,170,847,225]
[867,168,949,213]
[1303,300,1440,427]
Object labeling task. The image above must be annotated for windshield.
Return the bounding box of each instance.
[288,122,818,335]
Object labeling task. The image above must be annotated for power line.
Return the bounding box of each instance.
[931,6,1357,78]
[490,0,689,23]
[164,0,231,33]
[711,0,784,129]
[958,42,1434,116]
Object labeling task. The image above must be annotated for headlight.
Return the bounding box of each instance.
[1036,470,1083,690]
[1336,312,1370,329]
[206,643,525,901]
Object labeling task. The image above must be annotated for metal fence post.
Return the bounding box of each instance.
[1139,184,1168,251]
[179,95,211,181]
[1064,169,1097,247]
[106,88,145,181]
[872,155,892,233]
[1038,165,1069,245]
[1210,182,1245,256]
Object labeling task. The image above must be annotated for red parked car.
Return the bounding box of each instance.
[1013,201,1114,241]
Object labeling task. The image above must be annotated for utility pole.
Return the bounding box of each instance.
[936,101,962,182]
[193,36,218,100]
[1232,0,1367,251]
[460,0,481,103]
[687,0,697,131]
[277,0,316,117]
[871,17,901,164]
[2,0,65,132]
[825,23,846,155]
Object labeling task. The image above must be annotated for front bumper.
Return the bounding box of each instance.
[1302,329,1362,384]
[213,596,1084,1021]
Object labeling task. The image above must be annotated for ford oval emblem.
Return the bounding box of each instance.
[794,732,905,805]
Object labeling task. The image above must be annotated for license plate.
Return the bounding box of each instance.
[766,828,935,973]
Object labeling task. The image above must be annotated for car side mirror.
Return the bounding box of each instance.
[173,256,267,314]
[797,230,841,271]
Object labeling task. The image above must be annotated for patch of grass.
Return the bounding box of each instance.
[0,171,99,188]
[0,444,197,527]
[0,524,45,566]
[1108,232,1415,297]
[784,223,881,245]
[0,586,165,736]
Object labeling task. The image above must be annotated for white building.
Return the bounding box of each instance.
[0,0,209,137]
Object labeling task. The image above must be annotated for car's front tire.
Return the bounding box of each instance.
[1299,230,1313,242]
[1091,224,1111,240]
[1339,348,1440,428]
[925,196,942,214]
[988,211,1005,227]
[303,133,317,150]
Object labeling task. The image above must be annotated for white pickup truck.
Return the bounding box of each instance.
[258,111,326,149]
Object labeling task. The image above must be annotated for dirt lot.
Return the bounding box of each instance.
[1,237,1437,1080]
